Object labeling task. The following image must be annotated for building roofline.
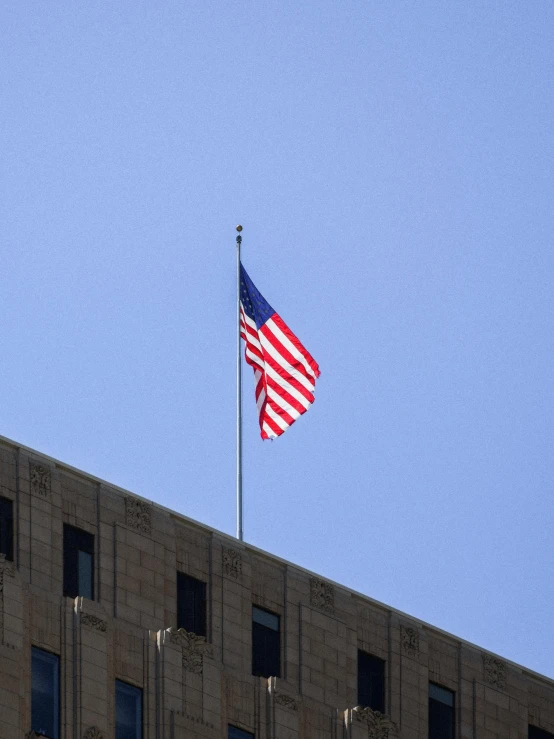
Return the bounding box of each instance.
[2,432,552,688]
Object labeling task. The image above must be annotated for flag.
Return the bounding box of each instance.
[239,263,320,439]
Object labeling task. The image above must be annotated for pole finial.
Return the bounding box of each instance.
[236,225,243,232]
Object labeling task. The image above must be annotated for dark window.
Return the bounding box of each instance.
[530,727,554,739]
[358,650,385,712]
[252,606,280,678]
[0,496,14,562]
[429,683,455,739]
[116,680,142,739]
[31,647,59,739]
[229,726,254,739]
[177,573,207,637]
[63,525,94,600]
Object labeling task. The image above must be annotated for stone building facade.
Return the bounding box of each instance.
[0,433,553,739]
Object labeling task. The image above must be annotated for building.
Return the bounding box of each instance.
[0,433,553,739]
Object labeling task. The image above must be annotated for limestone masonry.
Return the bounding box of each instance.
[0,433,553,738]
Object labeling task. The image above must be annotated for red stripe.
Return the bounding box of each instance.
[261,345,315,404]
[263,413,284,439]
[261,322,314,384]
[271,313,320,378]
[265,394,296,428]
[265,375,308,416]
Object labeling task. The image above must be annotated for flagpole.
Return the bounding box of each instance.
[236,224,243,541]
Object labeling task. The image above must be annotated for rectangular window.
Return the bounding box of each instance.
[429,683,455,739]
[252,605,280,678]
[0,496,14,562]
[358,650,385,712]
[228,726,254,739]
[177,572,207,637]
[116,680,142,739]
[63,525,94,600]
[31,647,59,739]
[530,728,554,739]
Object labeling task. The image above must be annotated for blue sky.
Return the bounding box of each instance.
[2,2,553,676]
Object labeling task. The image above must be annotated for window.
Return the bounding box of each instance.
[116,680,142,739]
[358,650,385,712]
[252,606,280,678]
[31,647,59,739]
[0,496,14,562]
[177,572,207,637]
[530,728,554,739]
[228,726,254,739]
[429,683,454,739]
[63,525,94,600]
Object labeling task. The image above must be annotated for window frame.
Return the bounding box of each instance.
[115,679,143,739]
[228,725,255,739]
[63,524,95,600]
[31,646,60,739]
[251,605,281,679]
[357,649,385,713]
[0,495,14,562]
[428,682,455,739]
[529,727,554,739]
[176,572,207,637]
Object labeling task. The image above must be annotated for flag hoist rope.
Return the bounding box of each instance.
[236,224,243,541]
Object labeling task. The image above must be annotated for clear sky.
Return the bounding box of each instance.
[2,1,553,677]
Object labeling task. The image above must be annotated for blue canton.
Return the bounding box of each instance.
[240,264,275,329]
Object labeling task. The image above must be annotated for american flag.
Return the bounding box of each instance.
[239,263,320,439]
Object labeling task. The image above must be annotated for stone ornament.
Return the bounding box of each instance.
[179,712,215,729]
[483,655,506,689]
[222,547,242,579]
[83,728,106,739]
[400,625,419,657]
[30,463,51,497]
[124,496,152,534]
[275,693,298,711]
[310,577,334,613]
[353,706,398,738]
[81,614,107,632]
[169,628,213,674]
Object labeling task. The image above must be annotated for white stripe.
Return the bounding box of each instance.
[241,308,263,352]
[264,364,311,410]
[266,317,316,380]
[245,346,265,372]
[264,402,289,431]
[262,421,277,439]
[259,331,315,393]
[266,385,303,421]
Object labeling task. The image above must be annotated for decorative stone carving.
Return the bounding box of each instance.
[275,693,298,711]
[83,728,106,739]
[483,655,506,689]
[353,706,398,738]
[401,625,419,656]
[310,577,334,613]
[175,711,215,729]
[222,547,242,579]
[169,628,213,674]
[30,463,51,497]
[124,496,152,534]
[80,614,107,632]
